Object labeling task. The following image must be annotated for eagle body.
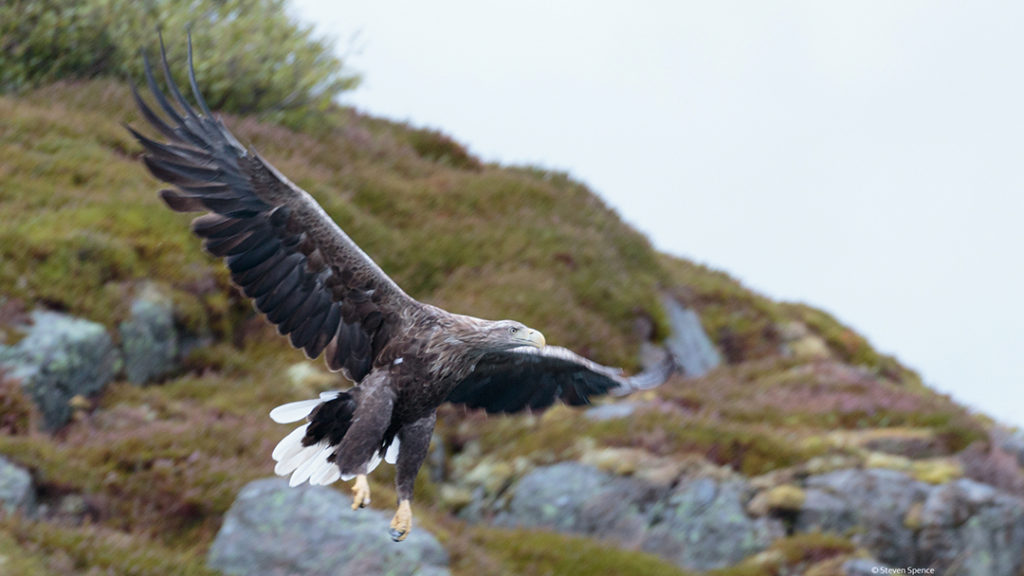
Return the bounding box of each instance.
[131,36,673,542]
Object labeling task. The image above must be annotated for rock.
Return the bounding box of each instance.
[996,426,1024,469]
[0,456,34,515]
[119,283,178,385]
[642,475,784,571]
[778,321,831,360]
[797,468,1024,576]
[916,479,1024,576]
[285,362,337,393]
[798,469,928,565]
[661,297,720,377]
[495,462,660,548]
[0,310,121,430]
[747,484,806,516]
[584,402,640,422]
[494,462,782,572]
[208,478,450,576]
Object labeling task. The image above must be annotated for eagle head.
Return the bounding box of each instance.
[479,320,546,351]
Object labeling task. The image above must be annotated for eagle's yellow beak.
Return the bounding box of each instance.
[526,329,546,348]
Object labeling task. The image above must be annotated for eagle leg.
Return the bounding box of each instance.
[389,411,436,542]
[351,474,371,510]
[389,499,412,542]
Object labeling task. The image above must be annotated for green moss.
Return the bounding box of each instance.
[0,517,217,576]
[0,529,55,576]
[451,404,825,476]
[453,526,696,576]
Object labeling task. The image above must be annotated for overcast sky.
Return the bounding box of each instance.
[289,0,1023,428]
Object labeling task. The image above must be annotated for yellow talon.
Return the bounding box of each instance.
[351,474,371,510]
[389,499,412,542]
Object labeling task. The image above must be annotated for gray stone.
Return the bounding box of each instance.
[916,479,1024,576]
[799,468,927,565]
[495,462,656,547]
[584,402,640,422]
[642,476,784,571]
[494,462,782,572]
[796,468,1024,576]
[119,284,178,385]
[661,297,720,377]
[208,478,450,576]
[0,310,121,430]
[996,427,1024,469]
[0,456,34,515]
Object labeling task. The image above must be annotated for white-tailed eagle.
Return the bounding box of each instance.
[129,36,674,542]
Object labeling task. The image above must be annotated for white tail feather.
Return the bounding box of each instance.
[309,451,340,485]
[290,443,332,487]
[311,462,341,486]
[275,442,320,476]
[269,399,322,424]
[272,423,310,462]
[384,438,401,464]
[270,391,399,488]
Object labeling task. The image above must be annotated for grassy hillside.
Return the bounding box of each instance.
[0,79,990,575]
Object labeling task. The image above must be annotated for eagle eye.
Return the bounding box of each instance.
[509,326,519,335]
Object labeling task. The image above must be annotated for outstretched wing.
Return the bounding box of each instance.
[128,36,416,382]
[445,346,674,414]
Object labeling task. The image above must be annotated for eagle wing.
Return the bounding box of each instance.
[445,346,674,414]
[129,37,415,382]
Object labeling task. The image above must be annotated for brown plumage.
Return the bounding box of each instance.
[130,35,674,542]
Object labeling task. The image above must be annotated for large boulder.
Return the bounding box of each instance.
[494,461,659,547]
[119,283,178,385]
[798,468,927,563]
[0,456,34,515]
[661,297,721,378]
[916,479,1024,576]
[493,461,782,572]
[642,475,784,571]
[0,310,120,430]
[796,468,1024,576]
[208,478,450,576]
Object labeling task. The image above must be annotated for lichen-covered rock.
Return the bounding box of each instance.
[493,462,782,571]
[799,469,928,565]
[495,461,658,547]
[0,456,34,515]
[642,475,784,571]
[119,283,178,385]
[208,478,450,576]
[0,310,120,429]
[661,297,721,377]
[797,469,1024,576]
[916,479,1024,576]
[997,426,1024,469]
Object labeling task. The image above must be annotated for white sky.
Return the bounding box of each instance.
[289,0,1023,428]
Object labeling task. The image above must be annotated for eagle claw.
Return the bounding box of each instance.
[351,475,371,510]
[389,499,412,542]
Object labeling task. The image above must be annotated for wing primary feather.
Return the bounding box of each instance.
[159,189,205,212]
[142,51,194,146]
[125,98,179,144]
[186,32,215,118]
[158,32,206,133]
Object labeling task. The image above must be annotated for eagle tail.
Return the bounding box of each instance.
[269,390,399,486]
